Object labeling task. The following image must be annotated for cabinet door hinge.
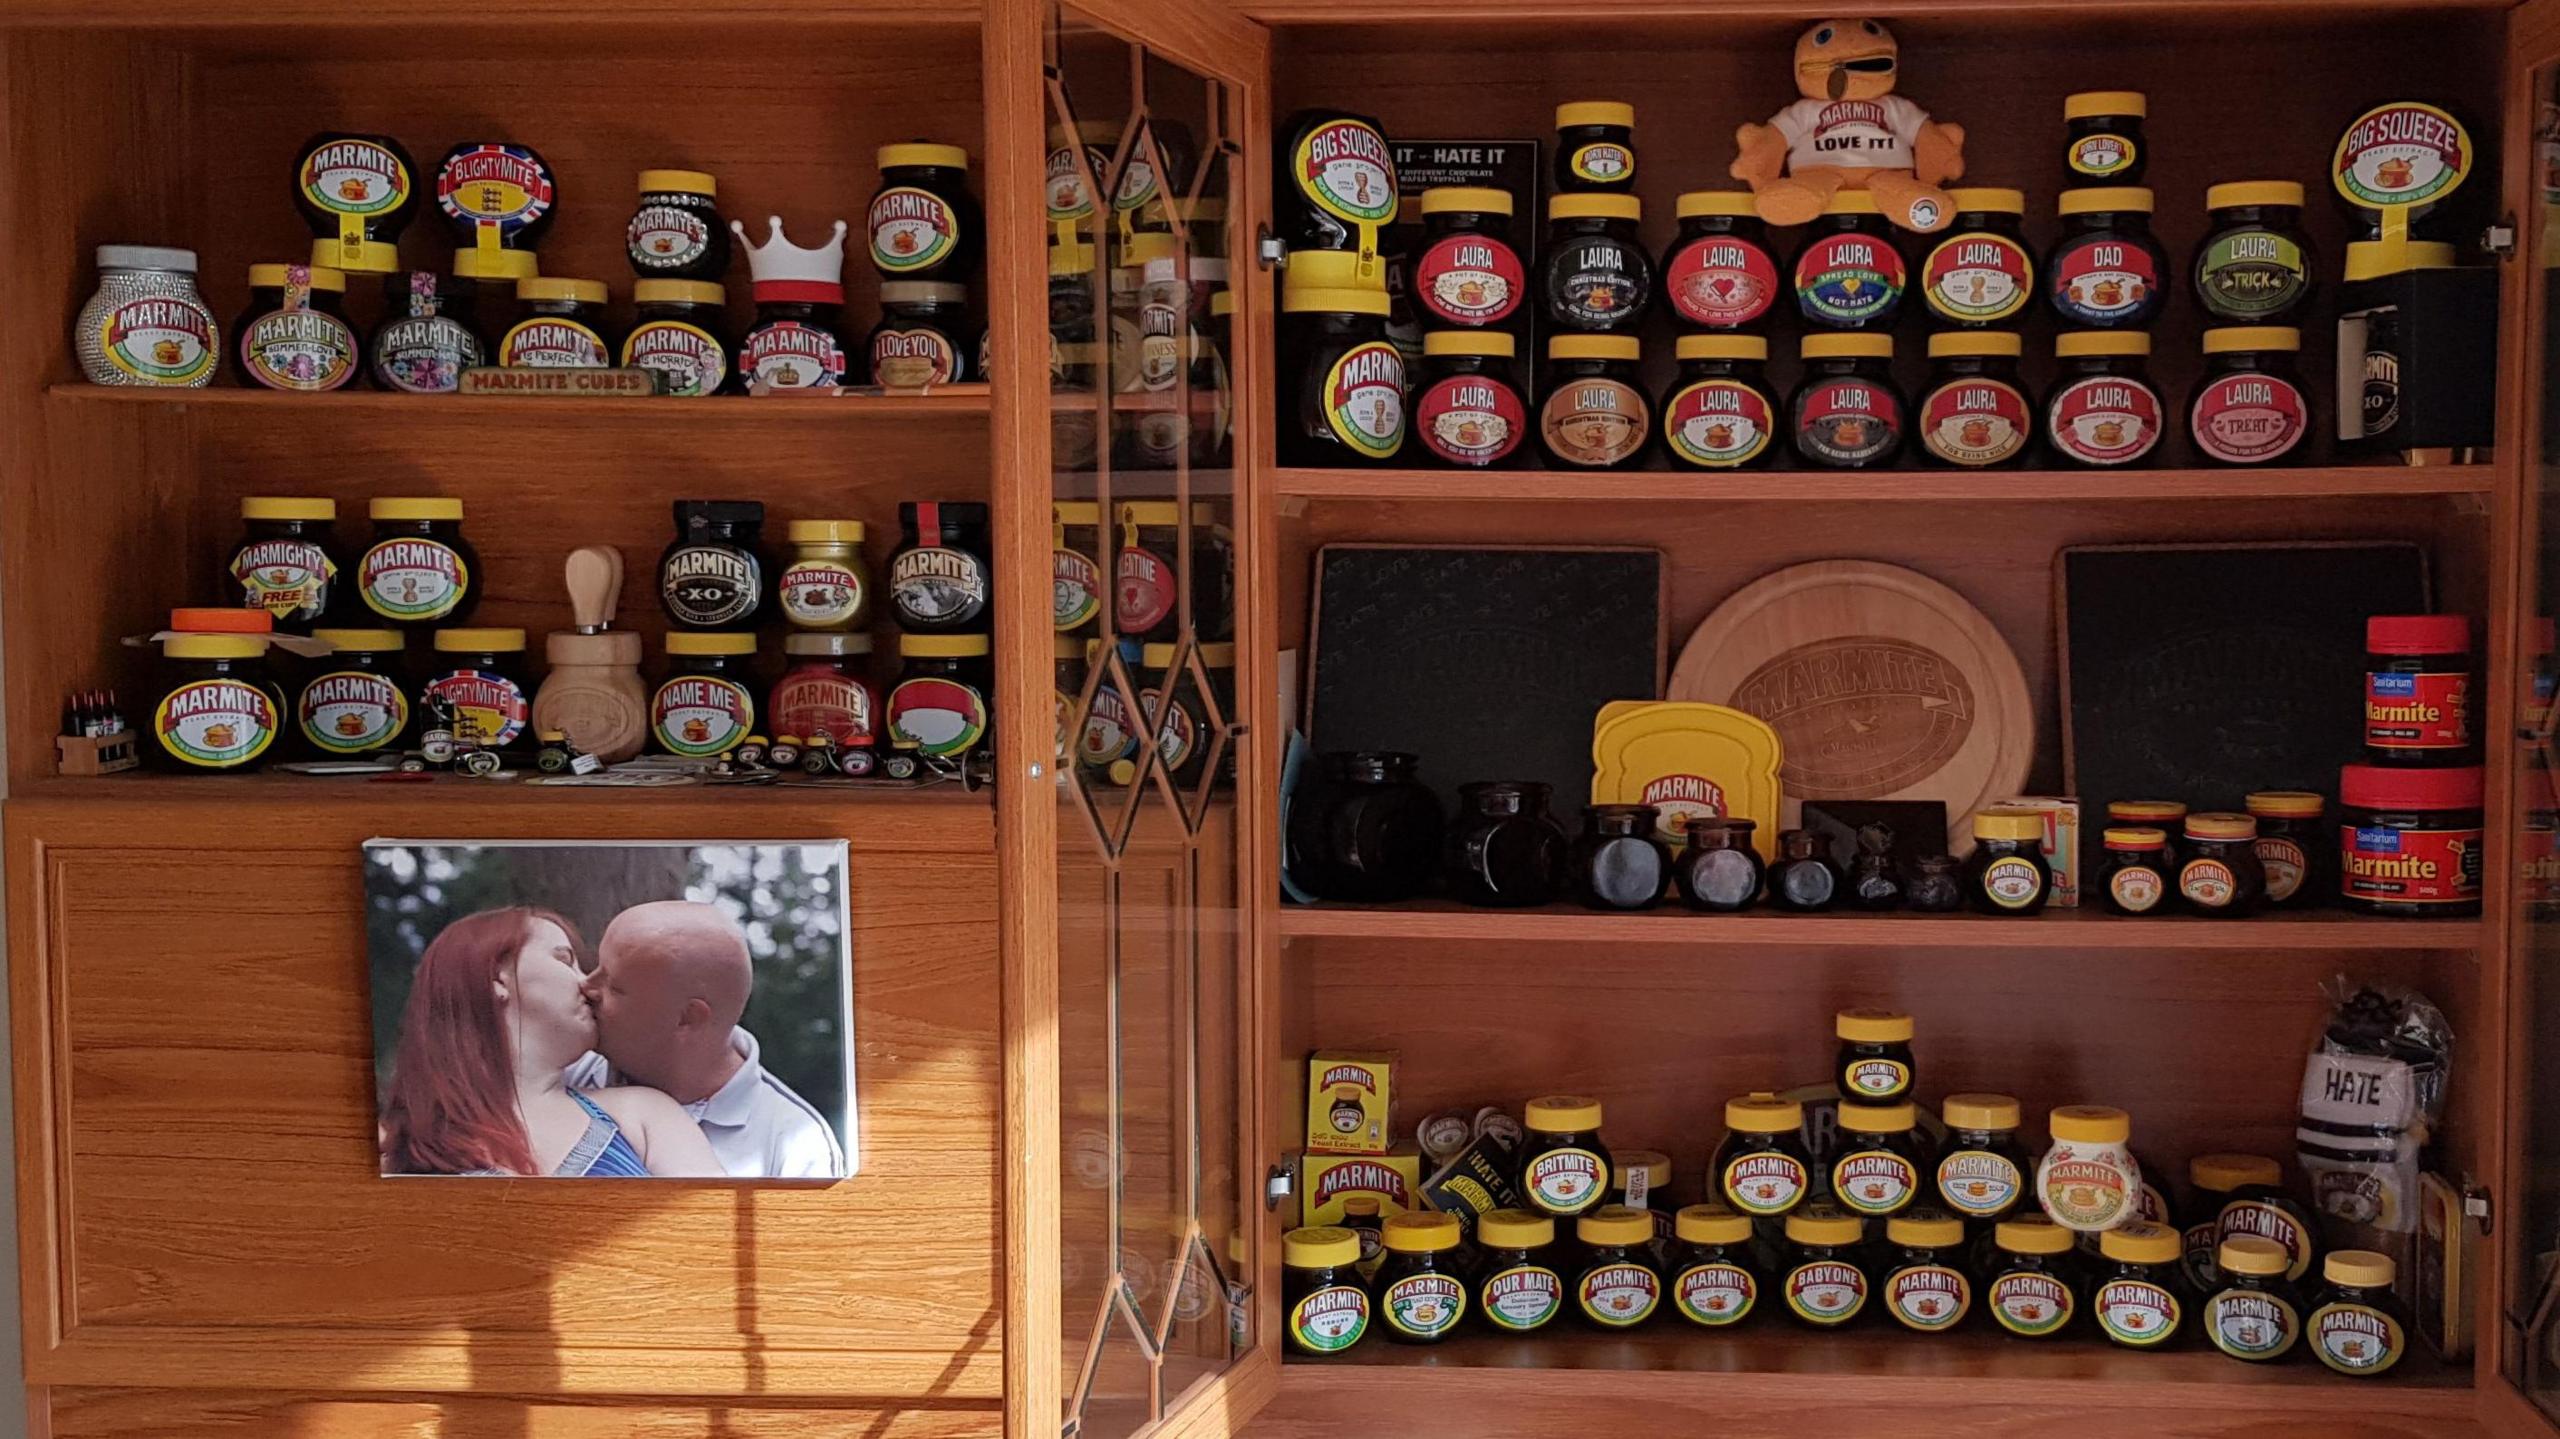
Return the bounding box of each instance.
[2466,1178,2494,1235]
[2484,216,2518,258]
[1256,226,1285,270]
[1264,1164,1293,1210]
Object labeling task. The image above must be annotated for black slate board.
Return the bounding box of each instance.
[1309,545,1663,812]
[2060,542,2430,814]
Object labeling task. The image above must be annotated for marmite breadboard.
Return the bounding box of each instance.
[1669,560,2033,853]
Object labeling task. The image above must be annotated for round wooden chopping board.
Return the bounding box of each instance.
[1669,560,2034,854]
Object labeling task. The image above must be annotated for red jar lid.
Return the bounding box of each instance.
[2367,615,2470,655]
[2340,762,2483,811]
[169,607,274,634]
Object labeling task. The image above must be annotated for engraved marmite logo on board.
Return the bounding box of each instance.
[1731,635,1974,798]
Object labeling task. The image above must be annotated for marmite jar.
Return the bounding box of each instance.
[231,496,343,632]
[436,142,557,280]
[660,500,767,631]
[771,632,876,759]
[2309,1251,2410,1377]
[779,520,869,631]
[2048,331,2163,468]
[2207,1236,2304,1362]
[1882,1210,1973,1334]
[1661,335,1778,470]
[2110,799,2188,856]
[422,628,532,758]
[151,622,283,773]
[1965,807,2052,914]
[233,263,358,393]
[1611,1149,1677,1239]
[1519,1095,1613,1220]
[501,278,613,368]
[1793,191,1906,331]
[1370,1211,1466,1344]
[1830,1100,1928,1219]
[1342,1196,1386,1280]
[1663,191,1779,332]
[869,144,980,282]
[1540,334,1649,470]
[2190,327,2312,466]
[623,280,731,397]
[1114,501,1224,644]
[1111,119,1193,236]
[628,169,729,281]
[1413,187,1525,328]
[1668,1204,1762,1328]
[2246,791,2329,908]
[1476,1208,1565,1334]
[1052,500,1103,633]
[1917,331,2033,469]
[1282,1226,1370,1356]
[2049,188,2166,329]
[1934,1093,2029,1224]
[359,498,478,631]
[1789,333,1903,469]
[2099,827,2174,916]
[1922,189,2034,328]
[1414,331,1528,469]
[2208,1154,2318,1282]
[299,629,408,760]
[2183,1153,2269,1290]
[1543,194,1651,332]
[1123,642,1219,791]
[1987,1217,2081,1339]
[369,268,485,394]
[654,633,758,759]
[1555,101,1637,193]
[870,281,971,388]
[2197,181,2314,322]
[1835,1008,1915,1102]
[890,501,992,635]
[742,269,851,392]
[2063,92,2147,186]
[1281,257,1404,467]
[2093,1221,2185,1349]
[1713,1091,1811,1219]
[1278,109,1397,282]
[1573,1206,1665,1329]
[1781,1204,1870,1328]
[295,132,419,276]
[887,633,993,762]
[2178,812,2268,916]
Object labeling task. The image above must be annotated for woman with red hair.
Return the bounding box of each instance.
[380,906,723,1177]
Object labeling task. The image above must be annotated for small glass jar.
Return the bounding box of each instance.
[1831,1100,1929,1219]
[1573,1206,1666,1328]
[1540,334,1650,469]
[1907,853,1964,912]
[627,168,728,281]
[1448,782,1567,907]
[359,497,478,631]
[1987,1217,2082,1339]
[77,245,218,387]
[231,496,343,632]
[2047,331,2163,468]
[2183,1154,2272,1290]
[778,519,869,632]
[1917,331,2033,468]
[1284,751,1444,903]
[1835,1008,1915,1102]
[2049,187,2166,328]
[622,280,731,397]
[1282,1226,1370,1356]
[868,143,980,281]
[1965,807,2052,914]
[299,629,408,759]
[771,631,876,759]
[2037,1105,2142,1233]
[1542,194,1652,332]
[1668,1204,1762,1328]
[1922,189,2034,328]
[1413,187,1525,327]
[2365,614,2475,764]
[370,269,485,394]
[2178,812,2268,916]
[1935,1093,2030,1223]
[870,281,972,388]
[1414,330,1529,469]
[1520,1095,1614,1220]
[2245,791,2329,908]
[233,263,359,392]
[501,278,613,368]
[890,500,993,635]
[653,632,759,759]
[1781,1204,1871,1328]
[2063,91,2147,185]
[1663,191,1780,331]
[1113,500,1219,644]
[1715,1092,1812,1219]
[1051,501,1102,634]
[1475,1209,1565,1333]
[1554,100,1637,193]
[1341,1196,1387,1280]
[423,627,533,758]
[1769,827,1843,911]
[2093,1221,2185,1349]
[436,142,555,278]
[660,499,767,631]
[1611,1148,1677,1241]
[2098,826,2174,915]
[741,272,851,392]
[1790,333,1903,469]
[1571,803,1671,911]
[2191,326,2312,466]
[887,634,994,762]
[2209,1155,2319,1282]
[1793,191,1907,330]
[1882,1209,1974,1334]
[1676,817,1765,911]
[1370,1211,1467,1344]
[297,132,421,275]
[2207,1236,2304,1362]
[1281,265,1404,465]
[149,626,282,772]
[2197,181,2313,322]
[1662,334,1778,470]
[2309,1251,2411,1377]
[1850,824,1906,911]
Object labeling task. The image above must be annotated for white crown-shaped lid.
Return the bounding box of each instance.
[732,215,849,287]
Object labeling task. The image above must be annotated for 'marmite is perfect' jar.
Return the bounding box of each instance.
[2339,761,2484,915]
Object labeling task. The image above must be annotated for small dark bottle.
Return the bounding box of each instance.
[2308,1251,2412,1377]
[1848,823,1905,909]
[1282,1226,1371,1356]
[1370,1211,1467,1344]
[1675,817,1765,911]
[1286,750,1445,903]
[1445,779,1568,907]
[2177,813,2268,917]
[1571,803,1671,910]
[2206,1236,2305,1363]
[1881,1209,1974,1334]
[1554,101,1637,193]
[1339,1196,1386,1280]
[1987,1218,2083,1339]
[1768,828,1843,912]
[2098,826,2174,915]
[1573,1207,1666,1329]
[2093,1221,2186,1349]
[1964,808,2053,915]
[1907,853,1965,912]
[1667,1204,1763,1329]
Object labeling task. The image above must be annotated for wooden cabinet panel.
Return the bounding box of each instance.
[46,1388,1001,1438]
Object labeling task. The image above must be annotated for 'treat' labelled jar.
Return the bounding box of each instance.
[1412,186,1525,328]
[1793,191,1906,331]
[1415,330,1528,469]
[1519,1095,1614,1219]
[502,278,614,368]
[2047,331,2162,468]
[233,263,359,393]
[2339,761,2484,915]
[2063,91,2147,186]
[628,168,729,281]
[2191,326,2312,466]
[1713,1091,1811,1218]
[1541,334,1650,470]
[1283,750,1444,903]
[1917,331,2033,468]
[869,143,981,281]
[1790,332,1903,469]
[231,495,342,632]
[1935,1092,2029,1222]
[1663,190,1779,331]
[1922,188,2034,327]
[370,269,485,394]
[78,244,218,388]
[2365,614,2475,763]
[296,132,419,276]
[2197,181,2314,322]
[1446,779,1568,907]
[2245,790,2330,907]
[1555,100,1637,193]
[623,280,731,397]
[1543,193,1652,332]
[1281,264,1405,466]
[1662,334,1777,470]
[359,497,477,630]
[1835,1007,1915,1101]
[2048,187,2165,329]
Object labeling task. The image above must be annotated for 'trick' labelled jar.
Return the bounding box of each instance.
[1285,751,1444,903]
[1445,780,1567,907]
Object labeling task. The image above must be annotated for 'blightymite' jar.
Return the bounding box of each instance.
[2047,331,2162,468]
[1475,1209,1565,1334]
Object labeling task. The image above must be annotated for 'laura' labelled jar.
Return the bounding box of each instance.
[1555,100,1637,193]
[233,263,359,393]
[1662,334,1778,470]
[1715,1091,1812,1219]
[1283,1226,1370,1356]
[150,624,283,773]
[1793,191,1906,331]
[231,496,342,632]
[1446,780,1568,907]
[1882,1210,1975,1334]
[299,628,408,759]
[1781,1204,1871,1329]
[890,500,992,635]
[1922,188,2035,328]
[628,169,728,281]
[1916,331,2033,469]
[1570,803,1671,911]
[1281,264,1404,466]
[1370,1211,1466,1344]
[1790,333,1903,469]
[436,142,556,280]
[2037,1105,2142,1233]
[1540,334,1650,470]
[1829,1100,1928,1219]
[2197,181,2314,322]
[2063,91,2147,186]
[1284,750,1444,903]
[2246,791,2330,908]
[771,631,876,758]
[1668,1204,1762,1328]
[370,269,485,394]
[2339,761,2484,915]
[359,497,477,631]
[1836,1008,1915,1102]
[1543,194,1652,332]
[2207,1236,2304,1363]
[1987,1217,2082,1339]
[2093,1221,2186,1349]
[869,281,972,388]
[423,627,533,758]
[2049,187,2166,329]
[78,245,218,388]
[2098,826,2174,915]
[1676,817,1765,911]
[2309,1250,2411,1377]
[1965,806,2053,914]
[653,632,759,759]
[779,519,868,631]
[1415,331,1529,469]
[296,132,419,276]
[1935,1092,2030,1223]
[1519,1095,1614,1220]
[1412,187,1526,328]
[2047,330,2163,468]
[1575,1206,1667,1329]
[1475,1209,1566,1334]
[2191,326,2312,466]
[887,633,994,762]
[623,280,731,397]
[660,499,767,631]
[1663,190,1779,332]
[501,278,614,368]
[869,143,980,281]
[2366,615,2475,764]
[2178,812,2268,916]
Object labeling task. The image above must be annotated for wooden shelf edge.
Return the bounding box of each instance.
[1272,464,2496,504]
[9,773,992,804]
[1239,0,2503,22]
[1277,901,2479,950]
[2,1,983,26]
[44,382,990,419]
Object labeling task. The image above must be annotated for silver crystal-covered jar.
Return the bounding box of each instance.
[75,245,218,387]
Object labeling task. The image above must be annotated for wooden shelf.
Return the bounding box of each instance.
[1273,464,2497,504]
[1278,900,2478,949]
[46,382,989,420]
[13,772,990,804]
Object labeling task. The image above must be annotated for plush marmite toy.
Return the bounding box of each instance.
[1732,17,1967,233]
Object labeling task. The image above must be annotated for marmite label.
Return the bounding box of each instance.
[772,667,874,748]
[1114,133,1160,214]
[1919,379,2027,467]
[1287,1284,1368,1354]
[2050,238,2157,326]
[653,675,753,758]
[438,144,555,239]
[2040,1157,2131,1229]
[1483,1265,1564,1331]
[1784,1261,1865,1325]
[1550,236,1647,327]
[890,546,989,628]
[629,204,711,272]
[2219,1200,2314,1280]
[233,540,336,620]
[1115,545,1178,633]
[302,138,410,219]
[872,328,959,388]
[1080,685,1139,769]
[2208,1289,2299,1360]
[1887,1265,1969,1332]
[1793,232,1904,325]
[1666,236,1779,328]
[241,304,357,393]
[1322,341,1406,459]
[2311,1301,2405,1375]
[2198,231,2309,319]
[1542,379,1647,467]
[1524,1147,1606,1215]
[1382,1272,1465,1338]
[2365,669,2470,751]
[1418,375,1526,467]
[2335,103,2470,210]
[99,296,216,385]
[2047,377,2161,466]
[360,538,468,622]
[623,321,728,398]
[1989,1270,2073,1336]
[1570,142,1634,186]
[1577,1262,1660,1327]
[2110,865,2166,913]
[1831,1148,1918,1216]
[2068,133,2138,180]
[1723,1151,1808,1216]
[1138,305,1185,391]
[2180,857,2238,909]
[299,669,405,754]
[2097,1279,2180,1347]
[424,669,527,749]
[1054,548,1102,629]
[2192,373,2307,464]
[1416,235,1524,325]
[501,318,607,369]
[1145,687,1199,771]
[889,675,988,757]
[1664,380,1773,468]
[2183,1223,2222,1292]
[1293,119,1396,227]
[156,679,276,769]
[1843,1057,1909,1100]
[373,315,481,394]
[2363,346,2403,439]
[1936,1150,2023,1218]
[2343,822,2481,905]
[780,561,864,628]
[1675,1262,1755,1326]
[1977,857,2043,909]
[870,186,961,273]
[1793,378,1899,466]
[1922,233,2032,324]
[1045,143,1109,222]
[663,544,762,628]
[742,321,847,390]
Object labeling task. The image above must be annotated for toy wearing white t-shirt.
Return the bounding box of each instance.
[1732,17,1966,233]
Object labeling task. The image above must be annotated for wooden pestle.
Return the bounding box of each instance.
[531,546,648,763]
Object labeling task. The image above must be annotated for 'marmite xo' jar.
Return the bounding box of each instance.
[1415,331,1528,469]
[1540,334,1649,469]
[1922,188,2033,327]
[1663,191,1779,332]
[2365,614,2474,764]
[2339,761,2484,915]
[2196,181,2313,322]
[2191,326,2311,466]
[2245,791,2329,908]
[1917,331,2032,468]
[1794,190,1905,330]
[1790,333,1902,469]
[1715,1091,1810,1218]
[2049,187,2165,328]
[2047,331,2162,468]
[1412,187,1525,327]
[1281,260,1404,466]
[2063,91,2146,186]
[1662,335,1777,470]
[1543,194,1651,332]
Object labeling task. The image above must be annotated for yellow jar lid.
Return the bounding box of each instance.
[242,496,337,521]
[1802,333,1892,361]
[1549,194,1641,222]
[1928,331,2022,359]
[164,634,269,660]
[2185,811,2258,841]
[1887,1211,1965,1248]
[1123,232,1180,266]
[1619,1148,1671,1186]
[1050,242,1097,277]
[1839,1101,1917,1134]
[2101,1221,2182,1264]
[1941,1093,2021,1130]
[1995,1217,2074,1255]
[371,497,462,521]
[2058,186,2154,216]
[638,168,717,195]
[434,627,526,652]
[1973,807,2047,842]
[453,247,539,281]
[635,279,725,306]
[1200,642,1236,668]
[787,519,867,543]
[2065,90,2148,119]
[1949,187,2026,215]
[1725,1092,1802,1133]
[2103,827,2169,849]
[1052,501,1101,525]
[1210,291,1233,316]
[518,277,609,305]
[2246,791,2325,819]
[2203,326,2301,354]
[1280,286,1389,317]
[2057,330,2151,359]
[1139,643,1180,668]
[1676,334,1767,362]
[2207,180,2304,210]
[1675,190,1759,218]
[1477,1208,1556,1249]
[312,238,400,274]
[2344,239,2459,282]
[1820,190,1881,216]
[1785,1205,1864,1247]
[1676,1204,1751,1245]
[1283,249,1371,290]
[2325,1249,2396,1288]
[1053,634,1086,661]
[2110,799,2187,821]
[1120,500,1216,526]
[1576,1205,1656,1247]
[2190,1153,2283,1192]
[1282,1225,1360,1269]
[1526,1095,1604,1132]
[902,634,991,657]
[1836,1007,1913,1043]
[1557,101,1635,129]
[1419,185,1513,216]
[1549,334,1641,362]
[880,142,969,171]
[313,628,402,652]
[666,632,757,657]
[2219,1235,2290,1277]
[2047,1104,2131,1144]
[248,262,348,291]
[1381,1210,1461,1253]
[1426,330,1517,359]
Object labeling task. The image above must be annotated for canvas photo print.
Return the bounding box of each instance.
[365,840,855,1181]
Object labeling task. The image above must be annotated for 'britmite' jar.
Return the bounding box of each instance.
[2093,1221,2185,1349]
[1544,194,1651,332]
[501,278,613,368]
[2099,827,2173,915]
[1282,1226,1370,1356]
[1412,187,1525,328]
[1371,1211,1466,1344]
[1415,331,1528,469]
[1574,1206,1666,1329]
[1781,1204,1870,1328]
[299,629,408,759]
[1965,807,2052,914]
[1540,334,1650,470]
[2049,187,2165,328]
[2309,1251,2411,1377]
[869,144,980,281]
[2178,812,2268,916]
[1476,1209,1565,1334]
[660,499,766,631]
[1663,191,1779,332]
[2047,331,2162,468]
[2366,615,2475,764]
[423,628,532,757]
[296,131,419,275]
[370,268,485,394]
[1830,1101,1928,1219]
[623,280,731,397]
[891,500,992,634]
[360,497,477,631]
[77,245,218,388]
[2246,791,2329,908]
[1935,1093,2030,1223]
[1835,1007,1915,1102]
[779,520,868,631]
[1882,1210,1974,1334]
[628,169,729,281]
[1668,1205,1761,1328]
[1714,1092,1810,1218]
[1922,189,2034,327]
[1789,333,1903,469]
[231,496,342,631]
[437,142,556,280]
[2207,1236,2304,1363]
[654,633,759,759]
[151,623,282,773]
[1281,267,1404,466]
[1555,100,1637,193]
[1519,1095,1613,1219]
[1662,334,1777,470]
[2197,181,2314,322]
[887,634,994,761]
[2191,327,2312,466]
[770,632,875,756]
[1987,1217,2081,1339]
[1917,331,2033,468]
[2063,91,2146,186]
[1793,191,1906,330]
[869,281,971,387]
[2339,761,2484,915]
[233,263,358,393]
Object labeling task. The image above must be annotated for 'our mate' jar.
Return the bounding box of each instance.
[2339,762,2484,915]
[1476,1209,1566,1334]
[2365,615,2474,763]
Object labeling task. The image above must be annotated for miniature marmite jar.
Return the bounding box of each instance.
[1283,1226,1370,1356]
[623,281,731,397]
[2093,1221,2185,1349]
[1935,1093,2030,1223]
[299,629,407,759]
[660,500,767,631]
[1922,189,2034,327]
[653,633,758,759]
[1543,194,1651,332]
[1830,1100,1928,1218]
[779,520,868,631]
[1574,1206,1665,1328]
[1781,1204,1870,1328]
[2048,331,2163,468]
[1520,1095,1613,1219]
[2196,181,2314,322]
[437,142,557,279]
[233,264,358,393]
[2179,812,2268,916]
[1370,1211,1466,1344]
[1414,331,1528,469]
[1668,1205,1761,1329]
[2246,791,2329,907]
[359,497,477,630]
[1475,1208,1565,1334]
[887,633,993,761]
[370,268,486,394]
[2209,1154,2318,1282]
[1413,187,1525,328]
[296,131,419,276]
[1790,333,1902,469]
[1883,1210,1973,1334]
[1555,101,1636,193]
[2191,327,2312,466]
[1662,335,1777,470]
[628,169,729,281]
[1794,191,1906,330]
[1282,257,1404,466]
[2063,92,2146,186]
[501,279,613,368]
[2049,187,2166,328]
[1714,1091,1812,1218]
[2207,1236,2304,1362]
[890,501,992,634]
[423,628,532,756]
[869,144,979,281]
[2309,1251,2409,1377]
[1965,807,2052,914]
[1663,191,1779,331]
[152,623,282,773]
[1835,1007,1915,1102]
[869,281,971,387]
[1540,334,1649,470]
[1917,331,2032,468]
[1279,108,1397,281]
[231,496,342,631]
[1987,1217,2080,1339]
[2099,827,2174,915]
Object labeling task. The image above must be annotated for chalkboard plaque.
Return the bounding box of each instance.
[2059,542,2430,812]
[1308,545,1663,812]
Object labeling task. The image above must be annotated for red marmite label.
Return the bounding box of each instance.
[1887,1265,1970,1332]
[438,144,554,236]
[2192,372,2307,463]
[871,186,961,273]
[653,675,754,758]
[1675,1263,1755,1326]
[1785,1261,1866,1325]
[872,328,958,388]
[500,318,606,369]
[1642,773,1727,841]
[2047,376,2161,465]
[1323,341,1406,457]
[1416,374,1526,466]
[1793,378,1900,466]
[622,321,727,397]
[1079,684,1139,768]
[1542,379,1647,466]
[1415,234,1524,325]
[2051,238,2158,325]
[1923,233,2032,323]
[1664,379,1774,468]
[2179,857,2238,908]
[424,669,527,749]
[233,539,336,619]
[1919,379,2028,467]
[771,665,875,749]
[299,669,405,754]
[2256,835,2308,902]
[1794,232,1904,325]
[1666,236,1779,327]
[1054,548,1101,630]
[1578,1262,1660,1327]
[1115,545,1178,633]
[1722,1151,1807,1216]
[2365,669,2470,750]
[743,321,847,390]
[1144,687,1198,771]
[1831,1148,1918,1215]
[156,679,276,769]
[2342,821,2482,905]
[303,138,410,218]
[888,675,988,758]
[99,296,216,385]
